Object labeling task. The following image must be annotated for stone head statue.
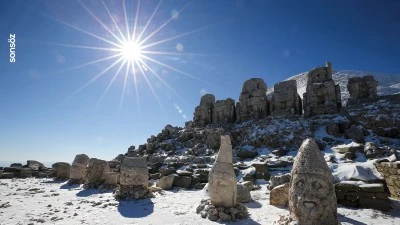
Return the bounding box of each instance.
[289,139,337,225]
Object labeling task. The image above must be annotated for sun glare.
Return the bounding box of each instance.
[121,41,142,62]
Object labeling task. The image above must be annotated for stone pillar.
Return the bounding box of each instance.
[69,154,90,184]
[236,78,269,122]
[288,139,337,225]
[85,158,109,188]
[209,135,237,207]
[193,94,215,127]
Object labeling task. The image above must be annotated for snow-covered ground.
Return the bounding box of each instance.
[1,178,400,225]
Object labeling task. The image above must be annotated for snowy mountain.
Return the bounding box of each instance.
[267,70,400,104]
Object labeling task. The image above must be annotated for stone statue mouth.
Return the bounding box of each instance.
[302,201,317,209]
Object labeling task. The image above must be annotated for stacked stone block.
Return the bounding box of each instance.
[375,161,400,199]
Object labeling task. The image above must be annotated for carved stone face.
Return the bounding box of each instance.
[290,173,335,222]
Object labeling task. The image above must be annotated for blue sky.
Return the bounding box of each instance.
[0,0,399,163]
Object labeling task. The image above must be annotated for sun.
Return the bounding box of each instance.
[120,41,142,62]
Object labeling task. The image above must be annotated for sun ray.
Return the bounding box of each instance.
[138,0,194,46]
[66,57,124,100]
[101,0,127,43]
[117,61,130,123]
[136,0,163,43]
[131,0,141,42]
[122,0,131,43]
[140,23,218,50]
[137,58,190,106]
[57,53,122,74]
[140,54,208,83]
[140,50,212,56]
[96,60,126,107]
[135,60,167,115]
[42,12,121,48]
[128,60,141,114]
[77,0,125,45]
[45,42,119,52]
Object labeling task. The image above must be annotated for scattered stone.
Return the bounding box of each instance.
[236,183,251,203]
[156,174,175,190]
[52,162,71,180]
[270,182,290,207]
[268,173,291,190]
[196,199,248,222]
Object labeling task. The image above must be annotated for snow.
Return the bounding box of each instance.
[1,178,400,224]
[333,160,383,183]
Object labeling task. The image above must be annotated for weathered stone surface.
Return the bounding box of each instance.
[196,199,249,221]
[69,154,90,184]
[27,160,45,170]
[119,157,148,187]
[173,175,192,189]
[1,172,13,179]
[289,138,337,225]
[209,135,237,208]
[347,75,378,99]
[193,94,215,127]
[242,181,254,191]
[206,130,222,149]
[19,168,32,178]
[271,80,302,116]
[85,158,109,187]
[346,124,365,143]
[237,149,258,159]
[375,161,400,199]
[236,78,269,122]
[212,98,236,124]
[270,182,290,207]
[303,62,341,117]
[236,183,251,203]
[156,174,175,190]
[326,123,341,137]
[268,173,291,190]
[104,172,118,185]
[52,162,71,179]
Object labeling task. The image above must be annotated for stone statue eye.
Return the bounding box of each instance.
[312,181,322,189]
[296,180,304,188]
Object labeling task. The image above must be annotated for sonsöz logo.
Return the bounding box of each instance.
[9,34,16,63]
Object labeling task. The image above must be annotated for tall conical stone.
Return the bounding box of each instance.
[288,138,337,225]
[208,135,237,207]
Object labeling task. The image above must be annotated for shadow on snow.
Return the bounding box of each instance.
[117,198,154,218]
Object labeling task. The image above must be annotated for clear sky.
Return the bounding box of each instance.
[0,0,399,163]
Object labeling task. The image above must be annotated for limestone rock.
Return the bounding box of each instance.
[27,160,45,170]
[119,157,148,187]
[85,158,109,187]
[206,130,222,149]
[104,172,118,185]
[270,182,290,207]
[236,183,251,203]
[303,62,341,117]
[212,98,236,124]
[347,75,378,99]
[289,138,337,225]
[52,162,71,179]
[209,135,237,207]
[156,174,175,190]
[271,80,302,116]
[69,154,90,184]
[236,78,269,122]
[268,173,291,190]
[173,175,192,189]
[346,124,365,143]
[193,94,215,127]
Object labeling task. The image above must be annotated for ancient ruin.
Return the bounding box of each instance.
[193,94,215,127]
[196,135,248,221]
[69,154,90,184]
[212,98,236,124]
[271,80,302,116]
[115,157,153,200]
[236,78,269,121]
[302,62,342,117]
[85,158,110,188]
[288,139,337,225]
[52,162,71,180]
[347,75,378,99]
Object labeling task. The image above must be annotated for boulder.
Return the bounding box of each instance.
[156,174,175,190]
[236,183,251,203]
[347,75,378,99]
[193,94,215,127]
[27,160,45,170]
[85,158,109,187]
[212,98,236,124]
[173,175,192,189]
[268,173,291,190]
[271,80,302,116]
[52,162,71,179]
[270,182,290,207]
